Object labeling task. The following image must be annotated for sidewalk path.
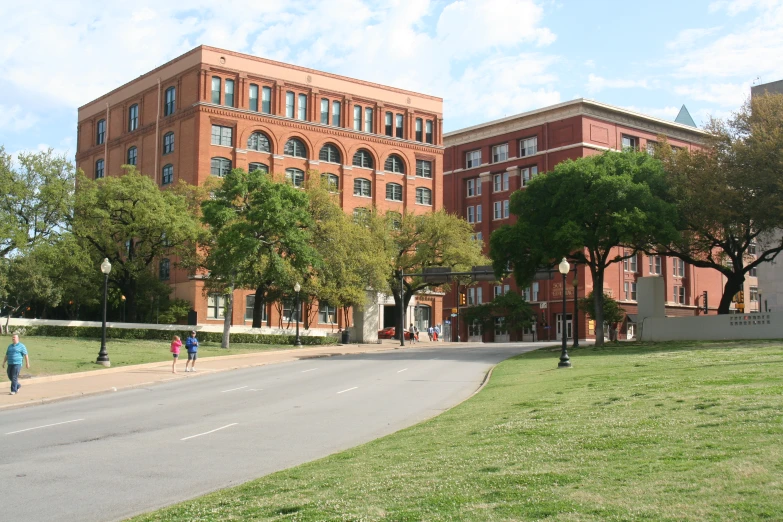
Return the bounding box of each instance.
[0,340,421,411]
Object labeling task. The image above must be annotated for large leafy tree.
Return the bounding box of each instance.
[305,177,392,329]
[463,291,535,339]
[201,168,319,329]
[71,168,203,322]
[0,147,74,258]
[490,151,677,345]
[657,93,783,313]
[388,210,487,336]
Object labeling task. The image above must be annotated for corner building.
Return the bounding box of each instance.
[76,45,444,331]
[443,99,753,342]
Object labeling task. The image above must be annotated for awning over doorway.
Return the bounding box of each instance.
[626,314,637,323]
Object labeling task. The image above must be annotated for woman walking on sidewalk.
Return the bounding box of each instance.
[170,335,182,373]
[3,334,30,395]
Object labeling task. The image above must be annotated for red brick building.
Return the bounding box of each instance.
[75,45,444,332]
[442,99,747,342]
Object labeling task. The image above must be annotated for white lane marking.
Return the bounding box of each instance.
[221,386,248,393]
[397,368,408,373]
[181,423,238,441]
[136,381,154,386]
[247,388,263,392]
[301,368,318,373]
[5,418,85,436]
[337,386,358,394]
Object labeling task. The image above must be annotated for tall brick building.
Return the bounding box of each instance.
[76,45,444,332]
[442,99,756,342]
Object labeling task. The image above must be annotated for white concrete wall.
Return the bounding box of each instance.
[757,231,783,312]
[4,318,331,337]
[640,312,783,341]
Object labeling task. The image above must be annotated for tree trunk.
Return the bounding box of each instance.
[718,273,744,314]
[222,280,234,349]
[252,285,266,328]
[592,268,605,346]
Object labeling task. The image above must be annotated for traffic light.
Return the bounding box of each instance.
[702,291,708,314]
[459,291,467,306]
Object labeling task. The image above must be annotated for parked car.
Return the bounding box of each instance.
[377,327,414,339]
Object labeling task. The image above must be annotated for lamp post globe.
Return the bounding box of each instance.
[557,258,571,368]
[293,282,302,347]
[97,258,112,367]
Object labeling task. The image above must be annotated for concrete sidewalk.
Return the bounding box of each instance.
[0,340,422,411]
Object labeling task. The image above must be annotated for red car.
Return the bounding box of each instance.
[377,327,415,340]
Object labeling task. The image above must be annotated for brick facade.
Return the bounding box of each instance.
[76,46,444,330]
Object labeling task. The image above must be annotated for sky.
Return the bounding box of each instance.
[1,0,782,161]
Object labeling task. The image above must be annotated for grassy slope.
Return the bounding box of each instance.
[132,340,783,521]
[0,335,292,377]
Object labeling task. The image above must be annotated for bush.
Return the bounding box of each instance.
[10,325,338,346]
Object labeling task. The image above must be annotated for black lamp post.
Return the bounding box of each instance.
[293,282,302,347]
[96,258,112,367]
[572,270,579,348]
[399,269,406,348]
[558,258,571,368]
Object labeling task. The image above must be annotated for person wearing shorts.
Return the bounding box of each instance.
[184,331,199,372]
[170,335,182,373]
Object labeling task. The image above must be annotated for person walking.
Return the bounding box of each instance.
[184,331,199,372]
[3,334,30,395]
[170,335,182,373]
[408,323,416,344]
[433,324,440,342]
[427,326,434,342]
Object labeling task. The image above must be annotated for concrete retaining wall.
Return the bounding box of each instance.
[4,318,334,337]
[640,312,783,341]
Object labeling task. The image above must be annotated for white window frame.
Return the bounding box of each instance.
[476,204,482,223]
[467,206,475,223]
[522,165,538,186]
[492,143,508,163]
[245,295,267,322]
[466,150,481,169]
[354,178,372,198]
[503,172,510,191]
[503,200,509,219]
[319,303,337,324]
[208,293,225,319]
[415,187,432,206]
[520,136,537,157]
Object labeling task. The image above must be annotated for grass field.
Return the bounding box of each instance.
[0,335,293,377]
[131,340,783,521]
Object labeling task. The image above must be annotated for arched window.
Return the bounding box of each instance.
[163,132,174,154]
[354,178,371,197]
[128,104,139,131]
[285,168,305,188]
[319,143,341,163]
[162,164,173,185]
[95,159,104,179]
[211,157,231,177]
[386,183,403,201]
[353,207,370,224]
[387,211,402,230]
[96,119,106,145]
[249,163,268,173]
[284,138,306,158]
[415,187,432,205]
[159,259,170,281]
[127,146,137,166]
[164,87,176,116]
[384,154,405,173]
[322,173,339,192]
[352,149,374,169]
[247,131,271,152]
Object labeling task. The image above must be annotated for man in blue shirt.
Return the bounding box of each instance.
[184,331,199,372]
[3,334,30,395]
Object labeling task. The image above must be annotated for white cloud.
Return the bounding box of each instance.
[586,74,649,94]
[674,82,751,106]
[665,27,722,49]
[0,105,38,132]
[621,105,681,121]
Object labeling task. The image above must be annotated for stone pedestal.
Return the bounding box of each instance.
[637,276,666,338]
[352,291,379,343]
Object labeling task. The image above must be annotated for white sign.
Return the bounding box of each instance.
[540,302,548,309]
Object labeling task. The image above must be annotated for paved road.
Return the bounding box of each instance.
[0,343,543,521]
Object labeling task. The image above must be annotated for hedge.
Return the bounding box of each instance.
[10,325,339,346]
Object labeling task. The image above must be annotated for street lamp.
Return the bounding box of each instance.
[121,295,126,323]
[572,270,579,348]
[96,258,112,367]
[557,258,571,368]
[293,282,302,347]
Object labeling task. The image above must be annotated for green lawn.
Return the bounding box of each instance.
[0,335,294,377]
[131,340,783,521]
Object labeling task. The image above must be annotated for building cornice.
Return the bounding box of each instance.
[443,99,708,148]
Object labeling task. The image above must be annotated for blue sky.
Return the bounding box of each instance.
[1,0,781,161]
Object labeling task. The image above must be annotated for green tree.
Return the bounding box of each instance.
[490,151,677,345]
[71,168,203,322]
[305,177,393,329]
[389,210,487,337]
[463,291,535,339]
[657,93,783,313]
[0,147,74,258]
[578,290,626,340]
[200,168,319,329]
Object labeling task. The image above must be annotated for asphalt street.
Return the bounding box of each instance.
[0,342,543,521]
